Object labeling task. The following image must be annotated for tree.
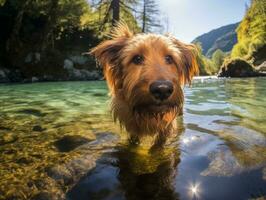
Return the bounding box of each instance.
[90,0,141,32]
[211,49,226,72]
[141,0,161,33]
[231,0,266,63]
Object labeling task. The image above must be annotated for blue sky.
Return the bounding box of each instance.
[157,0,248,42]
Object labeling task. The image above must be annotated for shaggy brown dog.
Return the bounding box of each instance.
[90,23,198,146]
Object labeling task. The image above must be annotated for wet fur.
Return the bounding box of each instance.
[90,23,198,145]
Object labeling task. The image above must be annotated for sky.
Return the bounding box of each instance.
[157,0,248,43]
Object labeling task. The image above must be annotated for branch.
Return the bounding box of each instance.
[120,1,141,13]
[99,2,112,31]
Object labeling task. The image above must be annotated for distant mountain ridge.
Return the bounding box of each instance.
[192,22,239,57]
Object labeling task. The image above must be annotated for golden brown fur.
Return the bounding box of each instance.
[90,23,198,145]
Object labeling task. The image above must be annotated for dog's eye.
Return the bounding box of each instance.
[165,55,174,64]
[132,55,144,65]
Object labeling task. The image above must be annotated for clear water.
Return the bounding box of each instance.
[0,78,266,200]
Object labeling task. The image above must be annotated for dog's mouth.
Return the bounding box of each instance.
[133,102,178,114]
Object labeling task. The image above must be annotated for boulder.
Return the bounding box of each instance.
[255,61,266,72]
[0,68,9,83]
[218,58,266,77]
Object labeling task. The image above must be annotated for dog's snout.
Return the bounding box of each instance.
[149,80,173,101]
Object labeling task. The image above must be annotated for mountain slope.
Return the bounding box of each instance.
[192,22,239,57]
[231,0,266,65]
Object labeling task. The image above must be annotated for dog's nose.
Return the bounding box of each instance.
[149,80,173,101]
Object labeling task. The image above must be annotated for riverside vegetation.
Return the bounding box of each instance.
[0,0,265,82]
[0,1,266,200]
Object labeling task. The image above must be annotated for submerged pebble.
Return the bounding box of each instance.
[54,135,93,152]
[0,132,17,145]
[32,125,46,132]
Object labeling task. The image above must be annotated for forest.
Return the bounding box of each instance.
[0,0,265,82]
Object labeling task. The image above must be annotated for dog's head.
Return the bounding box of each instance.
[90,23,198,116]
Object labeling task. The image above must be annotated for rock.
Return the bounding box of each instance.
[54,135,92,152]
[31,192,55,200]
[32,125,45,132]
[8,70,23,82]
[46,165,74,185]
[255,61,266,72]
[69,55,88,65]
[218,58,266,77]
[0,68,9,83]
[18,108,46,117]
[201,150,244,177]
[63,59,74,70]
[46,155,96,188]
[0,133,18,145]
[31,76,39,82]
[25,52,41,64]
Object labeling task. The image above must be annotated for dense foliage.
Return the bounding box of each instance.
[231,0,266,64]
[195,43,227,75]
[0,0,162,81]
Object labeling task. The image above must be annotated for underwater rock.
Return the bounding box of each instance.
[19,108,46,117]
[32,125,45,132]
[54,135,92,152]
[218,58,265,77]
[46,165,74,185]
[30,177,66,200]
[46,154,97,187]
[201,150,244,176]
[16,157,33,164]
[31,192,55,200]
[47,132,118,188]
[0,133,18,145]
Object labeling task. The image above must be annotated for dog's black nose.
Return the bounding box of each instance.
[149,80,173,101]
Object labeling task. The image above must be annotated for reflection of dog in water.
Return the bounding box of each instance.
[115,145,180,200]
[115,120,184,200]
[90,23,198,146]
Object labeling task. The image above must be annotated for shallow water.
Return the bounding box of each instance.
[0,78,266,200]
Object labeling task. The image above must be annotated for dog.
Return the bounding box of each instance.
[90,23,198,146]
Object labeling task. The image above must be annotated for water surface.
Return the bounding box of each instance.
[0,78,266,200]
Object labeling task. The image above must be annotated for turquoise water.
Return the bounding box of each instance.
[0,78,266,199]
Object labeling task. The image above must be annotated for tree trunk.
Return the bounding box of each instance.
[41,0,59,50]
[6,0,31,52]
[142,0,146,32]
[111,0,120,26]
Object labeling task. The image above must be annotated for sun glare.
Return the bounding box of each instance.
[188,182,201,199]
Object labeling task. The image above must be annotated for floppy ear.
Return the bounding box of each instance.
[170,37,199,85]
[90,23,133,93]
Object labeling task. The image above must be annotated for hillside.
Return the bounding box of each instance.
[192,22,239,57]
[231,0,266,65]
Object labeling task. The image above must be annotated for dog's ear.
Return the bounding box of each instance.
[90,23,133,93]
[169,37,199,85]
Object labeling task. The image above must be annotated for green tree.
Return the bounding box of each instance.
[231,0,266,63]
[211,49,226,73]
[89,0,141,33]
